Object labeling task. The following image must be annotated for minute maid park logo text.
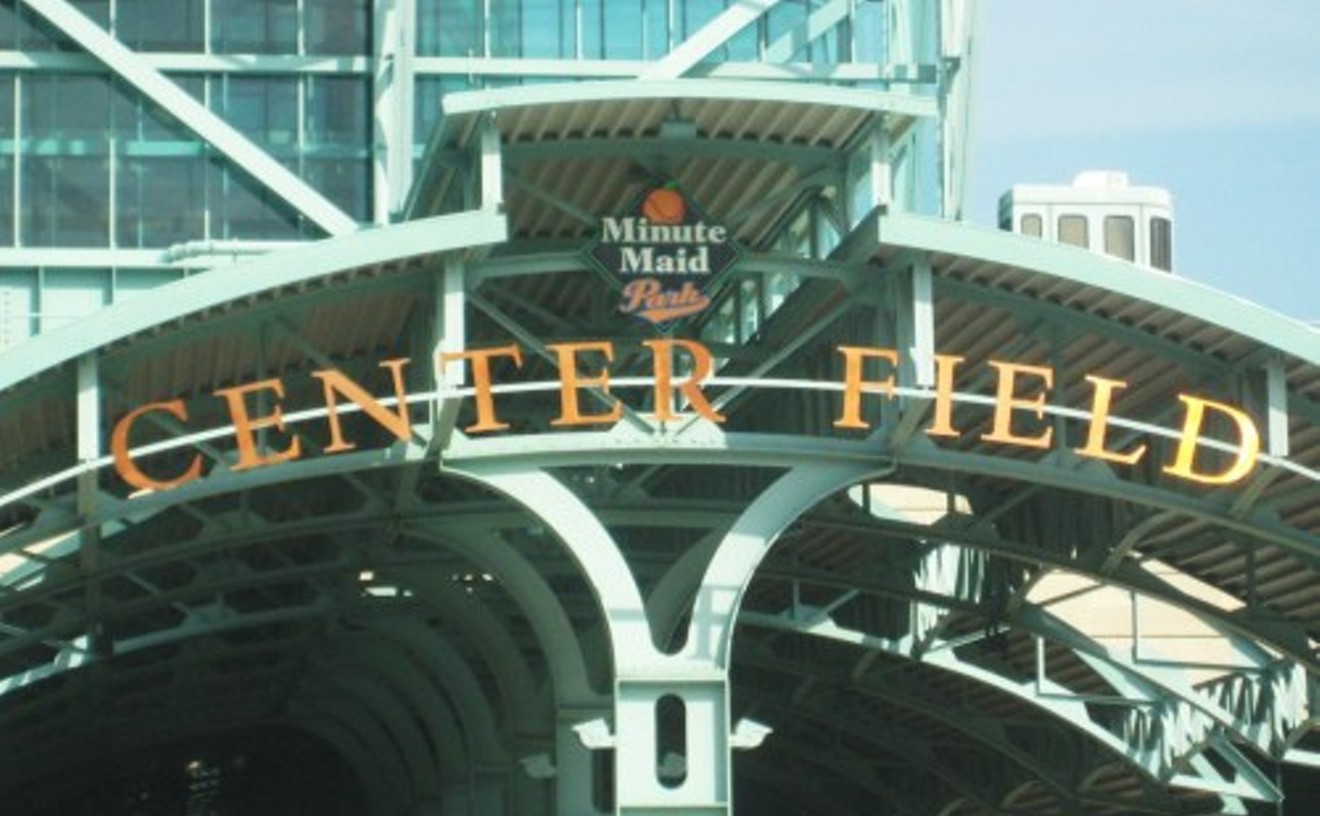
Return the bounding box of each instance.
[587,182,739,325]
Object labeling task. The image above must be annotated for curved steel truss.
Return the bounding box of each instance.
[0,4,1316,813]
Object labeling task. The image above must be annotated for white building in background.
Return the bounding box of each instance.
[1000,170,1174,271]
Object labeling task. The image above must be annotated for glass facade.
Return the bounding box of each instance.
[0,0,960,350]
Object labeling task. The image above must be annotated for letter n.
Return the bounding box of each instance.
[313,358,413,453]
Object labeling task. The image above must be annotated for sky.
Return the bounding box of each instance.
[967,1,1320,323]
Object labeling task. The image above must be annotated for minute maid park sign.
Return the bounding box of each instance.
[587,183,738,324]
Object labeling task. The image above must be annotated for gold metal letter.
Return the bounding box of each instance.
[110,399,203,492]
[982,361,1054,449]
[439,344,524,433]
[642,338,725,423]
[312,358,413,453]
[1075,374,1146,465]
[547,341,622,427]
[1163,394,1261,485]
[926,354,965,438]
[833,346,899,430]
[213,378,302,471]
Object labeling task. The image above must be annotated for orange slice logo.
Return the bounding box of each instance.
[641,187,686,224]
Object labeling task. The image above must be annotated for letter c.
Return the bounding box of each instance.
[111,399,203,492]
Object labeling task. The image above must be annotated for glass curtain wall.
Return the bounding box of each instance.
[0,0,956,345]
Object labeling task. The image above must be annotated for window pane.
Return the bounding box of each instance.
[1058,214,1088,248]
[70,1,109,29]
[118,0,204,52]
[0,74,11,139]
[490,0,522,57]
[217,76,298,154]
[1103,215,1134,261]
[24,74,110,141]
[417,0,482,57]
[1020,213,1042,237]
[23,155,109,246]
[305,0,369,55]
[520,0,575,58]
[208,160,304,240]
[604,3,644,59]
[305,158,370,222]
[306,76,369,148]
[116,157,205,247]
[212,0,297,54]
[0,3,16,50]
[0,153,12,246]
[1150,217,1173,271]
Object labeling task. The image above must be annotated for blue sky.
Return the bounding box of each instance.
[967,1,1320,323]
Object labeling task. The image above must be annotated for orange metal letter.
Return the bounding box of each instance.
[110,399,203,492]
[312,358,413,453]
[213,378,302,472]
[642,338,725,424]
[926,354,965,438]
[547,341,622,427]
[1075,374,1146,466]
[1163,394,1261,485]
[982,361,1054,449]
[438,344,524,433]
[833,346,899,430]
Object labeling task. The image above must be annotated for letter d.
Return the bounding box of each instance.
[1163,394,1260,485]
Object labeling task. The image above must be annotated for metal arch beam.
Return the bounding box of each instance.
[751,697,1017,815]
[442,463,660,673]
[440,434,1316,573]
[2,431,1310,681]
[741,607,1282,802]
[738,629,1102,811]
[21,0,359,237]
[749,734,931,816]
[403,523,601,707]
[0,491,598,710]
[646,529,727,654]
[327,634,470,782]
[0,627,308,735]
[440,79,939,120]
[4,435,1308,674]
[898,439,1319,570]
[750,540,1310,764]
[0,209,505,394]
[375,619,509,765]
[320,663,444,804]
[876,213,1320,366]
[397,566,548,739]
[685,460,892,668]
